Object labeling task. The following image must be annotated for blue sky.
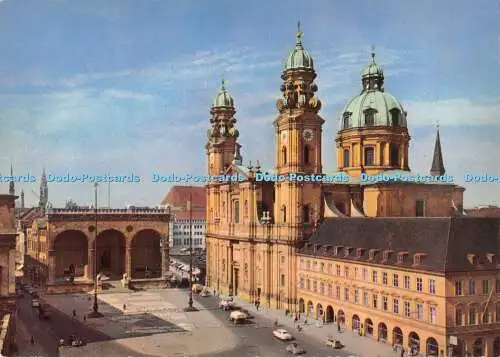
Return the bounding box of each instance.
[0,0,499,207]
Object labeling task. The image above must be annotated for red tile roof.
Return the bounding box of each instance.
[174,210,206,220]
[161,185,206,208]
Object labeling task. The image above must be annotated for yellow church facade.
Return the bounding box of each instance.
[205,25,499,357]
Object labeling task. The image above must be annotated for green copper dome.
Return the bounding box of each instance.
[340,48,407,130]
[212,80,234,108]
[284,22,314,70]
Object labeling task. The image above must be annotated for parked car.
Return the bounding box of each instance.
[200,290,210,297]
[31,299,40,308]
[326,336,343,349]
[229,310,248,324]
[273,329,294,341]
[219,300,234,311]
[286,342,306,354]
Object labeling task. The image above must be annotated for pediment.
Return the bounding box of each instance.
[223,164,250,180]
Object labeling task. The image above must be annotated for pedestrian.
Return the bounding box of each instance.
[213,289,216,296]
[72,309,76,317]
[83,315,86,322]
[337,322,341,332]
[123,304,127,311]
[30,336,34,345]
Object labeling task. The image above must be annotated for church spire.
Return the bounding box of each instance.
[9,164,14,195]
[20,189,25,209]
[39,167,48,210]
[430,123,445,176]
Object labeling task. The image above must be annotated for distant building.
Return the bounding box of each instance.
[464,205,500,217]
[161,185,206,250]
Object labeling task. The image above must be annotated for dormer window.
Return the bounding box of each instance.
[390,109,400,126]
[343,112,351,129]
[397,252,409,264]
[356,248,366,258]
[413,253,426,265]
[486,253,496,264]
[334,245,344,256]
[368,249,380,261]
[364,109,376,126]
[344,247,353,257]
[382,250,393,262]
[467,254,480,265]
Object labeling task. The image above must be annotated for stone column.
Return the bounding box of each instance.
[48,249,56,283]
[125,246,132,279]
[161,239,169,279]
[87,248,95,281]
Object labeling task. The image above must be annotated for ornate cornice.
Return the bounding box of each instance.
[48,214,170,222]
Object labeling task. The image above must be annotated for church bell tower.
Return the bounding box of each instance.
[206,80,241,176]
[274,23,324,227]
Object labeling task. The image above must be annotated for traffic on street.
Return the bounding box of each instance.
[194,293,357,357]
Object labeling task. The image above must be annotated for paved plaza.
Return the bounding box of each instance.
[42,289,239,356]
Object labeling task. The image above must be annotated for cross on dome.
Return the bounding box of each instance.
[371,45,376,62]
[296,21,303,43]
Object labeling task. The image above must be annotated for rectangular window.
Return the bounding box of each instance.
[327,284,332,297]
[393,274,399,288]
[496,278,500,293]
[299,277,304,289]
[404,276,410,289]
[354,267,359,279]
[404,302,411,318]
[415,200,425,217]
[354,289,359,304]
[362,268,368,281]
[383,296,388,311]
[416,303,423,320]
[482,279,490,295]
[469,279,476,295]
[313,281,317,292]
[233,200,240,223]
[319,283,324,294]
[372,294,378,309]
[393,299,399,314]
[455,280,463,296]
[429,279,436,295]
[313,262,318,271]
[327,264,332,274]
[335,286,340,299]
[306,279,310,290]
[416,277,423,292]
[364,147,375,166]
[455,309,462,326]
[382,272,388,285]
[336,264,341,276]
[363,292,368,306]
[320,263,324,272]
[429,306,436,324]
[306,261,311,270]
[469,309,476,325]
[372,271,378,283]
[280,274,285,287]
[344,266,349,278]
[344,288,349,301]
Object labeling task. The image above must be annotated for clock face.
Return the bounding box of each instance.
[281,130,288,142]
[303,129,314,142]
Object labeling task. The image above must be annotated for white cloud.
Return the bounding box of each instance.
[405,98,500,128]
[100,89,153,102]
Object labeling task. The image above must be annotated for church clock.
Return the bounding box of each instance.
[303,129,314,142]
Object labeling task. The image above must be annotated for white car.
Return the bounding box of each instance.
[219,300,234,310]
[31,299,40,308]
[273,329,294,341]
[200,290,210,297]
[286,342,306,354]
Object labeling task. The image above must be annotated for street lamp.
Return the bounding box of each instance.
[184,193,198,312]
[88,183,103,318]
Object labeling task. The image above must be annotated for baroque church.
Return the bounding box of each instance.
[205,25,500,356]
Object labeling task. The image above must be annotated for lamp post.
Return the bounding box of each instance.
[184,193,198,312]
[88,183,103,318]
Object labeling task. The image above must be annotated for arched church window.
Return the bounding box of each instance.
[364,147,375,166]
[380,144,385,166]
[343,112,351,129]
[302,204,310,223]
[390,109,400,126]
[281,205,287,223]
[233,200,240,223]
[390,144,400,166]
[343,149,350,167]
[282,146,287,165]
[222,202,225,217]
[304,146,310,165]
[364,109,376,126]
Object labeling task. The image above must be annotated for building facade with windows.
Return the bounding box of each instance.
[204,24,498,356]
[297,217,500,357]
[161,185,206,251]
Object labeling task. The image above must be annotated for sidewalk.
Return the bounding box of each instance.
[233,297,397,357]
[14,318,48,357]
